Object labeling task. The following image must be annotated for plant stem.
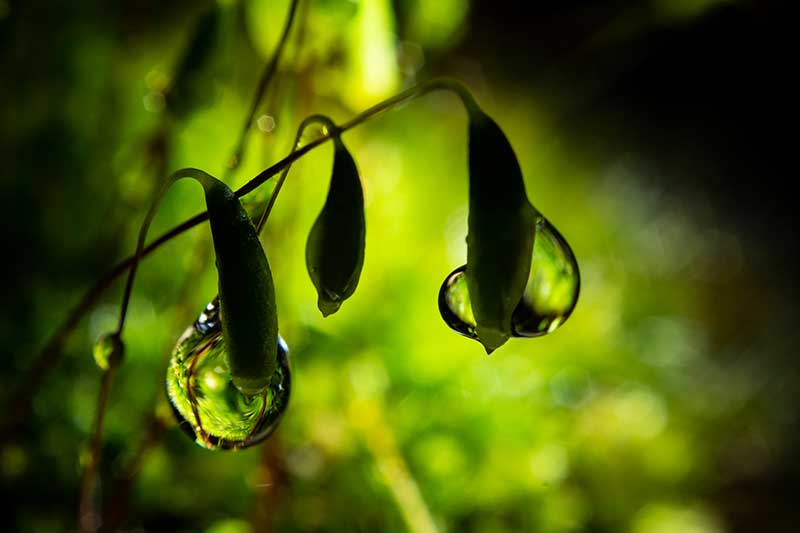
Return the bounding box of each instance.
[255,114,337,234]
[100,415,168,532]
[349,396,438,533]
[78,364,118,533]
[242,78,476,218]
[225,0,300,178]
[116,168,212,334]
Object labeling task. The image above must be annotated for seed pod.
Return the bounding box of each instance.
[305,136,366,316]
[465,108,537,353]
[202,177,278,395]
[119,168,278,396]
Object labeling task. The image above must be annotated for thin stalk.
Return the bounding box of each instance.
[225,0,300,177]
[255,114,337,234]
[349,396,438,533]
[115,168,212,334]
[240,77,478,198]
[78,364,118,533]
[100,415,167,533]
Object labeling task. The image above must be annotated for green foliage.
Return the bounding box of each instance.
[2,1,796,533]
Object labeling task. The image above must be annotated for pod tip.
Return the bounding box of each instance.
[231,375,270,397]
[476,326,508,355]
[318,298,342,317]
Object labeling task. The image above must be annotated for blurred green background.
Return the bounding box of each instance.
[1,0,797,532]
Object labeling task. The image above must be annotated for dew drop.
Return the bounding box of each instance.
[438,265,478,341]
[93,333,124,370]
[512,217,580,337]
[438,216,580,343]
[166,298,290,450]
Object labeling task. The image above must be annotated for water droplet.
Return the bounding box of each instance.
[438,216,580,343]
[438,265,478,340]
[511,217,580,336]
[257,114,276,133]
[166,299,290,450]
[93,333,124,370]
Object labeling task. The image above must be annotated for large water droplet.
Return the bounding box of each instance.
[166,298,290,450]
[512,217,580,336]
[438,216,580,343]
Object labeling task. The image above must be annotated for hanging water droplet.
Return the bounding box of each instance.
[511,217,580,337]
[438,216,580,344]
[166,298,290,450]
[438,265,478,340]
[93,333,124,370]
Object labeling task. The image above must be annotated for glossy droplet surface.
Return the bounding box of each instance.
[512,217,580,336]
[93,333,124,370]
[439,216,580,343]
[166,299,290,450]
[438,265,477,340]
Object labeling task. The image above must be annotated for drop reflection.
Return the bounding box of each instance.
[438,216,580,344]
[166,298,290,450]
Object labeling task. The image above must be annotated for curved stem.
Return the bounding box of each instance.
[226,0,300,177]
[239,78,477,202]
[339,77,479,132]
[249,79,476,235]
[255,114,338,234]
[116,168,213,334]
[5,77,480,435]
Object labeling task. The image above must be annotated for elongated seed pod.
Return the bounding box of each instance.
[117,168,278,396]
[202,178,278,395]
[466,108,537,353]
[305,136,366,316]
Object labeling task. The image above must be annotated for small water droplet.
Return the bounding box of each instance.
[438,265,477,340]
[257,114,276,133]
[438,216,580,343]
[93,333,124,370]
[166,299,290,450]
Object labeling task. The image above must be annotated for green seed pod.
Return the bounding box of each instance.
[202,177,278,395]
[119,168,278,397]
[306,136,366,316]
[466,108,537,353]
